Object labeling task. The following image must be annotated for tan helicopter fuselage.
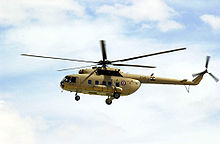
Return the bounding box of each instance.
[61,74,141,96]
[60,67,203,97]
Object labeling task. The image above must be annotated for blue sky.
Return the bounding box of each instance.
[0,0,220,144]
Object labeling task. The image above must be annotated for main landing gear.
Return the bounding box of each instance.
[73,92,121,105]
[113,92,120,99]
[105,92,121,105]
[75,93,80,101]
[105,97,113,105]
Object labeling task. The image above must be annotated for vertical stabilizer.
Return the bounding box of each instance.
[192,73,205,85]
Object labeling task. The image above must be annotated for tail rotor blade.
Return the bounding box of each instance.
[208,73,219,82]
[205,56,210,68]
[192,73,199,77]
[192,71,205,77]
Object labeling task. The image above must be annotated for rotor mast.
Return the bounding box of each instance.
[99,40,109,68]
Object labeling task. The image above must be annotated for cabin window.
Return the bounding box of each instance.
[71,77,76,83]
[102,81,106,85]
[95,80,99,85]
[116,82,120,87]
[88,80,92,84]
[108,82,112,86]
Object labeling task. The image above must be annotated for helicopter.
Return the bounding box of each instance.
[21,40,219,105]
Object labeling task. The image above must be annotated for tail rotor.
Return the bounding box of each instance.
[192,56,219,82]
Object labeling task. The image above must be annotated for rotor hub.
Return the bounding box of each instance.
[98,60,112,67]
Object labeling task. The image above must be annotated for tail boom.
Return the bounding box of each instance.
[138,76,200,85]
[122,73,200,86]
[122,56,218,86]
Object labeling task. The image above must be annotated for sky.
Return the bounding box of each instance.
[0,0,220,144]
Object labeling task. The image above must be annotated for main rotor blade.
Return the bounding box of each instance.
[111,48,186,63]
[208,73,219,82]
[57,65,97,71]
[205,56,210,68]
[21,54,98,63]
[112,63,156,68]
[100,40,107,61]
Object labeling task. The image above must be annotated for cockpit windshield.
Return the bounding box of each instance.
[64,76,70,82]
[63,76,76,83]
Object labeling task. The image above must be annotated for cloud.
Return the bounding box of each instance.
[32,81,220,144]
[97,0,176,22]
[141,23,152,29]
[0,101,37,144]
[0,0,85,26]
[158,20,184,32]
[0,17,126,76]
[200,14,220,30]
[97,0,184,32]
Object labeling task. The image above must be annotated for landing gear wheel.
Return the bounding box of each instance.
[105,98,112,105]
[75,95,80,101]
[113,92,120,99]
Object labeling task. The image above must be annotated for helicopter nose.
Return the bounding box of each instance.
[60,80,64,89]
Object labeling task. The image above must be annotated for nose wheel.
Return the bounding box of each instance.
[75,93,80,101]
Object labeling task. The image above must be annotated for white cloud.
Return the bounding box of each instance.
[97,0,176,22]
[31,81,220,144]
[0,101,37,144]
[97,0,183,32]
[141,23,152,29]
[0,0,85,25]
[200,14,220,30]
[0,17,125,76]
[158,20,184,32]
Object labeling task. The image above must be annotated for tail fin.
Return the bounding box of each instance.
[192,72,205,85]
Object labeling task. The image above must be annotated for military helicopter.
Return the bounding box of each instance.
[21,40,218,105]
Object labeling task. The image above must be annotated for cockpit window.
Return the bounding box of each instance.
[64,76,76,83]
[64,76,71,82]
[71,77,76,83]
